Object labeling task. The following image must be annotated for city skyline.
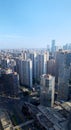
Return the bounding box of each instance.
[0,43,71,129]
[0,0,71,48]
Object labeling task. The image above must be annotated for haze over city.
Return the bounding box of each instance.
[0,0,71,48]
[0,1,71,130]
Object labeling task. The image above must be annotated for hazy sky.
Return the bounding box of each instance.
[0,0,71,48]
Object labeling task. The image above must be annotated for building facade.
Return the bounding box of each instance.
[19,59,32,88]
[0,69,19,97]
[57,51,71,101]
[36,52,49,82]
[40,74,55,107]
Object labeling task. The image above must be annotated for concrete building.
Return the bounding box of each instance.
[22,101,71,130]
[57,51,71,101]
[0,69,19,97]
[36,52,49,82]
[1,59,7,69]
[15,58,21,75]
[7,59,16,72]
[21,51,30,60]
[40,74,55,107]
[55,50,71,81]
[55,51,62,82]
[29,52,37,83]
[16,52,49,84]
[0,109,13,130]
[47,59,55,76]
[47,44,50,52]
[19,59,32,88]
[51,40,56,55]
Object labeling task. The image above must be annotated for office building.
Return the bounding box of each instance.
[51,40,56,54]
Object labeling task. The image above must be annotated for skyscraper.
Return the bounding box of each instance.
[29,52,37,83]
[19,59,32,88]
[36,52,49,82]
[57,51,71,101]
[47,59,55,76]
[40,74,55,107]
[51,40,56,55]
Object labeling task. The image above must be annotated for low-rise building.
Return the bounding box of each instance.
[0,109,13,130]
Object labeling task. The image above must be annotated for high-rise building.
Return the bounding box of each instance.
[36,52,49,82]
[0,69,19,97]
[51,40,56,54]
[57,51,71,101]
[1,59,7,69]
[19,59,32,88]
[40,74,55,107]
[47,59,55,76]
[29,52,37,83]
[55,51,62,82]
[63,44,68,50]
[47,44,50,52]
[21,51,30,60]
[16,52,49,84]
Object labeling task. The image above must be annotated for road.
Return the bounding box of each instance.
[14,119,34,129]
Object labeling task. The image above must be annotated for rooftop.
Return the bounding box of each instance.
[41,74,54,80]
[22,102,71,130]
[0,109,13,130]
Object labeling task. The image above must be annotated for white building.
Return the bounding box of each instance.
[21,51,30,60]
[40,74,55,107]
[29,52,37,82]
